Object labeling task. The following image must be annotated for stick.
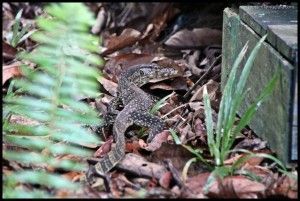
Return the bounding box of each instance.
[183,54,222,100]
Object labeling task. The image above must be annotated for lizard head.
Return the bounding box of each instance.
[127,63,184,86]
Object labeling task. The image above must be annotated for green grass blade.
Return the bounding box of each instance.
[169,128,181,145]
[231,149,286,171]
[226,71,279,152]
[182,144,210,167]
[216,43,249,149]
[150,92,174,114]
[182,157,197,181]
[203,85,218,162]
[11,9,23,47]
[223,35,267,152]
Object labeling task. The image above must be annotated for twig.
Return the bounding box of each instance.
[161,103,188,119]
[183,54,222,100]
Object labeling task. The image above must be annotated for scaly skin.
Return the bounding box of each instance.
[87,63,183,180]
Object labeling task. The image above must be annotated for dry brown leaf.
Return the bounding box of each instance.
[193,118,206,143]
[150,143,206,177]
[146,4,178,42]
[165,28,222,49]
[102,28,141,56]
[270,175,298,199]
[125,140,141,154]
[159,171,172,189]
[142,130,170,151]
[181,172,210,198]
[234,138,268,151]
[190,79,220,102]
[186,50,203,76]
[188,101,204,111]
[242,164,274,179]
[207,175,266,198]
[94,137,113,157]
[3,41,17,60]
[97,76,118,96]
[3,62,22,85]
[62,171,84,182]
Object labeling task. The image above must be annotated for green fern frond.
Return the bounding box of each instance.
[3,3,103,198]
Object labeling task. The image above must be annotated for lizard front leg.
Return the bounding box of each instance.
[95,96,123,135]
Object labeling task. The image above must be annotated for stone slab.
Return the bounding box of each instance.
[222,8,297,165]
[239,5,298,64]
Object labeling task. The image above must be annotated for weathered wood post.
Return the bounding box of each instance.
[222,5,298,165]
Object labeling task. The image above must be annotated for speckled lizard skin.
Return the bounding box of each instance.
[87,63,183,179]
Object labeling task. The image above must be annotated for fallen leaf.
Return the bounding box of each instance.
[62,171,84,182]
[234,138,268,151]
[181,172,210,198]
[3,62,22,85]
[186,50,203,76]
[3,41,17,60]
[144,4,178,42]
[242,164,274,179]
[97,76,118,96]
[94,137,113,157]
[193,118,206,143]
[190,79,220,102]
[164,28,222,49]
[159,171,172,189]
[150,143,207,176]
[269,175,298,199]
[207,175,266,198]
[125,140,141,154]
[142,130,170,151]
[102,28,141,56]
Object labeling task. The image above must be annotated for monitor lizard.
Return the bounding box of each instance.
[87,63,183,183]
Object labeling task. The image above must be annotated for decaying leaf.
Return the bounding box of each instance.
[159,171,172,189]
[181,172,210,198]
[94,137,113,157]
[164,28,222,49]
[3,62,22,85]
[190,79,220,102]
[102,28,141,56]
[207,175,266,198]
[141,130,170,151]
[268,175,298,199]
[97,76,118,96]
[3,41,17,60]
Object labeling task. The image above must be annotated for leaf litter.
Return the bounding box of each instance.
[2,2,297,199]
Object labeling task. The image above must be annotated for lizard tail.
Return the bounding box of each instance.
[94,130,126,175]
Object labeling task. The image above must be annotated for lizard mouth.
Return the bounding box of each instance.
[148,73,181,83]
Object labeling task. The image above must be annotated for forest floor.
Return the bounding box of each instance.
[2,2,298,198]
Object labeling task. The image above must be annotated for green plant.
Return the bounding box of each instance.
[170,35,286,191]
[203,35,279,166]
[202,35,282,191]
[3,3,103,198]
[9,9,36,48]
